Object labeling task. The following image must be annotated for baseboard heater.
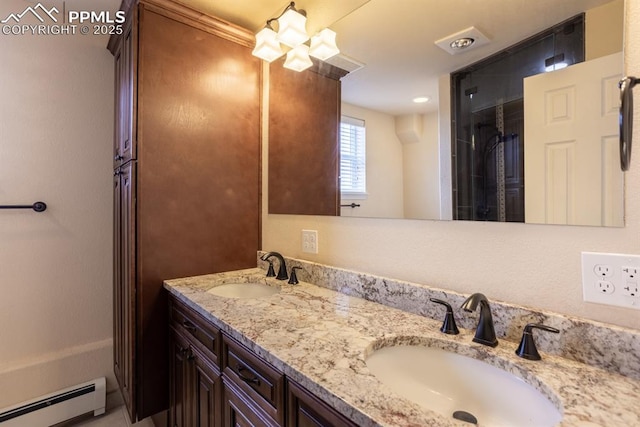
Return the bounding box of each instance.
[0,377,106,426]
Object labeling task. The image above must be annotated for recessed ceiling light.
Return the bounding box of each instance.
[413,96,430,104]
[435,26,491,55]
[450,37,475,50]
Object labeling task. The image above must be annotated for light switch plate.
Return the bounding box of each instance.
[581,252,640,310]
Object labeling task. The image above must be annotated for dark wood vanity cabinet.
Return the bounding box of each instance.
[170,299,223,427]
[109,0,261,421]
[168,295,358,427]
[286,381,357,427]
[222,335,286,426]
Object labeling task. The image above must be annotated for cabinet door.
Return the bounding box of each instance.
[120,17,135,164]
[170,319,222,427]
[114,161,137,421]
[113,14,135,167]
[113,170,123,388]
[170,329,192,427]
[113,40,123,167]
[192,347,222,427]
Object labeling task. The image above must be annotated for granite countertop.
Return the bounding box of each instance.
[164,268,640,427]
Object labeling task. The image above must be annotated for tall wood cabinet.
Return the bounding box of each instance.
[268,63,346,216]
[108,0,261,421]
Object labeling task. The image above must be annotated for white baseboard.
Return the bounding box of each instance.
[0,339,115,409]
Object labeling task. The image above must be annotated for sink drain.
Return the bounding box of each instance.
[453,410,478,424]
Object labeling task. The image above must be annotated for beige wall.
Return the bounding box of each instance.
[339,104,442,220]
[340,103,404,218]
[263,0,640,331]
[586,0,624,60]
[0,0,118,408]
[402,112,440,220]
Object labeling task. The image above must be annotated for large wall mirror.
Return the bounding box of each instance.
[269,0,625,227]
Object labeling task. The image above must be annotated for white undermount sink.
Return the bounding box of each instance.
[206,282,280,299]
[366,345,561,426]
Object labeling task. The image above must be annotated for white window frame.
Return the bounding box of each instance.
[340,115,367,198]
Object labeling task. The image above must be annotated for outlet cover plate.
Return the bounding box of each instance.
[302,229,318,254]
[582,252,640,310]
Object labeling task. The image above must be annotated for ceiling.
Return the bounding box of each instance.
[171,0,619,115]
[172,0,370,34]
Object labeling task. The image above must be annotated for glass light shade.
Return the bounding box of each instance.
[252,27,283,62]
[283,44,313,72]
[276,9,308,47]
[309,28,340,61]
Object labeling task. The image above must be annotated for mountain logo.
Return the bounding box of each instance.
[1,3,59,24]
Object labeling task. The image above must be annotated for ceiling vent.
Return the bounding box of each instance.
[324,53,365,74]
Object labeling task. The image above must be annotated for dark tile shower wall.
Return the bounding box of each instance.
[451,14,585,222]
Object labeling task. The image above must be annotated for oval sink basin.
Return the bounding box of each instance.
[366,345,561,426]
[207,283,279,299]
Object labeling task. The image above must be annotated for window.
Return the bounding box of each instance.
[340,116,366,197]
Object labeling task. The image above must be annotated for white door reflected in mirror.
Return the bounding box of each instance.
[524,52,624,226]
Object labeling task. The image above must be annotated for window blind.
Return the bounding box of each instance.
[340,116,366,195]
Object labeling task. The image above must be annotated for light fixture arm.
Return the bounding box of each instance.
[263,2,306,30]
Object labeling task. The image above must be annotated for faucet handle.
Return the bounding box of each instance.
[515,323,560,360]
[288,267,301,285]
[430,298,459,335]
[266,260,276,277]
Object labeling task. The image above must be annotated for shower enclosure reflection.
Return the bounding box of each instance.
[334,0,624,226]
[452,14,584,223]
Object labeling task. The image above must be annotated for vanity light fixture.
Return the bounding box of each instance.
[309,28,340,61]
[284,44,314,72]
[251,2,340,72]
[253,25,284,62]
[276,4,308,47]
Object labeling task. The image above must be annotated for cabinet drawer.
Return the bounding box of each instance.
[287,380,358,427]
[170,298,221,367]
[223,377,279,427]
[222,334,284,424]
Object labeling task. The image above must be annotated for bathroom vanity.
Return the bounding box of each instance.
[164,257,640,426]
[169,295,356,427]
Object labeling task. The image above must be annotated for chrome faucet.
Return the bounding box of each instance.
[260,252,288,280]
[461,293,498,347]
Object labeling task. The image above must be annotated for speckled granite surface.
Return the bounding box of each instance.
[165,266,640,427]
[259,254,640,381]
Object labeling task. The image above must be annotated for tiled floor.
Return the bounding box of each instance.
[64,393,155,427]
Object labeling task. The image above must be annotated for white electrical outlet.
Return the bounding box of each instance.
[594,264,613,277]
[582,252,640,310]
[595,280,614,294]
[622,267,638,281]
[302,229,318,254]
